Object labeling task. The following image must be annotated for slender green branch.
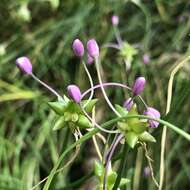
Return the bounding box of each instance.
[113,143,128,190]
[43,115,190,190]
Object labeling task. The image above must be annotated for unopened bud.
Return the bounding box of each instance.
[144,107,160,128]
[132,77,146,96]
[111,15,119,26]
[16,56,32,74]
[67,84,82,103]
[72,39,84,57]
[87,54,94,65]
[123,98,134,111]
[87,39,99,58]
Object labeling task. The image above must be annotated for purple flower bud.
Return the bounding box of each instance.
[111,15,119,26]
[67,84,82,103]
[144,166,151,177]
[15,56,32,74]
[123,98,134,111]
[143,54,150,65]
[72,39,84,57]
[144,107,160,128]
[87,39,99,58]
[87,54,94,65]
[132,77,146,96]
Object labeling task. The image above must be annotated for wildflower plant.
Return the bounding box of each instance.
[15,15,190,190]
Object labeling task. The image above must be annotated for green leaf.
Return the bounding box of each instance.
[53,117,66,130]
[138,131,156,143]
[131,121,148,133]
[77,115,92,128]
[115,104,128,116]
[48,101,68,115]
[125,131,138,148]
[107,171,117,186]
[81,99,98,113]
[119,178,130,186]
[94,161,104,178]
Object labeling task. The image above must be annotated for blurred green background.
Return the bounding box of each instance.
[0,0,190,189]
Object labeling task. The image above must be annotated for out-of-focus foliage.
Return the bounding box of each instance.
[0,0,190,189]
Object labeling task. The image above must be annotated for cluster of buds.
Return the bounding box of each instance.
[15,19,161,189]
[72,38,99,66]
[15,36,160,141]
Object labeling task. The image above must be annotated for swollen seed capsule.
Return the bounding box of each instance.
[72,39,84,57]
[87,39,99,58]
[15,56,32,74]
[132,77,146,96]
[67,84,82,103]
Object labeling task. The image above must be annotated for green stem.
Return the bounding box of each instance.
[43,115,190,190]
[113,143,128,190]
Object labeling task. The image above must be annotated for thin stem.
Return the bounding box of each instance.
[30,132,80,190]
[138,95,148,109]
[142,143,159,188]
[92,107,102,161]
[159,55,190,190]
[82,81,148,110]
[104,133,119,162]
[31,73,62,100]
[87,126,106,144]
[43,115,190,190]
[81,82,131,99]
[112,143,128,190]
[113,26,123,47]
[93,136,102,161]
[103,134,124,190]
[80,105,119,134]
[102,43,121,50]
[81,60,94,108]
[133,147,143,190]
[95,59,123,117]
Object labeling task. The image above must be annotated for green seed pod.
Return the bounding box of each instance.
[115,104,128,116]
[48,101,67,115]
[138,131,156,143]
[77,115,92,128]
[125,131,138,148]
[53,117,66,130]
[64,112,72,122]
[81,99,98,113]
[71,113,79,122]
